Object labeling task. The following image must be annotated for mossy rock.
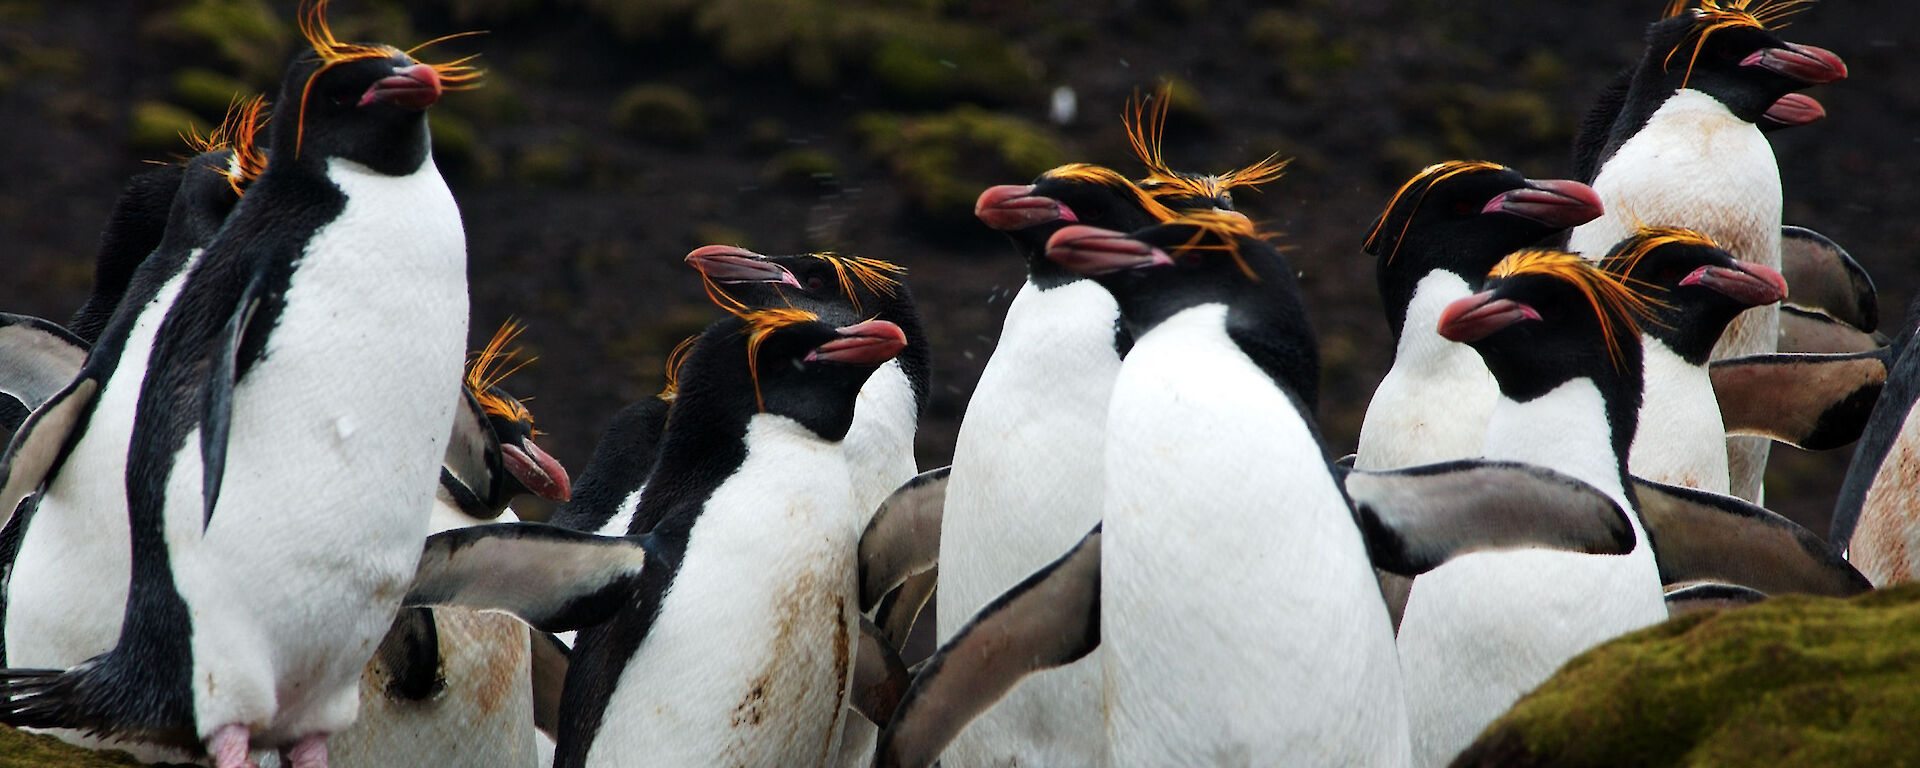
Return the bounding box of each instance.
[141,0,291,86]
[611,84,707,147]
[864,16,1037,105]
[170,67,254,118]
[0,726,146,767]
[514,143,580,185]
[761,148,840,191]
[1454,584,1920,768]
[128,100,206,153]
[856,106,1063,224]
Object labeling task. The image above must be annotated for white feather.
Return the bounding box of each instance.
[1356,271,1499,470]
[1628,337,1730,493]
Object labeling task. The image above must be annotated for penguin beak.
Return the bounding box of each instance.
[685,245,803,287]
[360,63,443,110]
[1438,291,1541,342]
[808,320,908,365]
[501,436,571,502]
[976,185,1076,230]
[1044,225,1174,276]
[1483,180,1604,228]
[1681,262,1788,307]
[1741,43,1847,85]
[1762,93,1825,128]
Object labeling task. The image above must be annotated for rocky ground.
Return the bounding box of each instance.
[0,1,1913,550]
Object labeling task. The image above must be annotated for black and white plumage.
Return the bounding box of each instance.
[0,15,475,766]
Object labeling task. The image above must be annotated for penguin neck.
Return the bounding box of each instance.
[1482,376,1637,509]
[1121,285,1320,416]
[558,398,671,524]
[1384,268,1476,347]
[631,388,752,537]
[1630,336,1730,492]
[880,294,933,415]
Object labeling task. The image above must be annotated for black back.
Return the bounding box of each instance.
[69,164,188,345]
[556,314,887,766]
[547,397,671,533]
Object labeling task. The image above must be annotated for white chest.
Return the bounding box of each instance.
[1357,271,1499,470]
[842,359,919,520]
[587,416,859,768]
[1102,306,1406,766]
[1629,339,1729,492]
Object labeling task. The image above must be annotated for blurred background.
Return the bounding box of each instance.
[0,0,1912,534]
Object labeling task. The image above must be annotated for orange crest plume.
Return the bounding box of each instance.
[739,308,823,411]
[1599,225,1722,285]
[1363,160,1507,264]
[809,253,905,315]
[293,0,484,157]
[181,95,270,196]
[1488,250,1659,369]
[1165,209,1270,282]
[1124,85,1288,203]
[466,318,536,425]
[1042,163,1181,223]
[1660,0,1815,87]
[659,335,698,402]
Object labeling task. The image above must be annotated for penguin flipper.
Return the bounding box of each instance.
[1710,350,1889,450]
[1340,460,1636,576]
[198,273,265,530]
[859,465,949,613]
[873,567,937,650]
[1781,225,1877,333]
[372,607,444,701]
[1779,306,1886,354]
[0,313,88,410]
[1632,477,1870,597]
[875,524,1101,768]
[852,616,910,727]
[1664,581,1769,619]
[404,522,655,633]
[529,631,569,739]
[0,377,99,529]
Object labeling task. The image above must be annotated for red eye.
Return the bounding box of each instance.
[1182,253,1203,266]
[1453,200,1477,215]
[805,277,826,291]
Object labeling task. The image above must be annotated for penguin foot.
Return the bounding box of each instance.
[283,732,330,768]
[207,724,255,768]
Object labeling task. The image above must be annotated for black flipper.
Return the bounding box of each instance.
[373,607,444,702]
[198,273,264,530]
[1780,225,1877,333]
[1663,581,1768,618]
[852,616,910,727]
[859,466,948,613]
[404,522,657,634]
[873,567,937,651]
[1779,305,1886,355]
[0,313,88,410]
[1339,460,1637,577]
[874,524,1101,768]
[0,377,99,529]
[1632,477,1870,597]
[1711,350,1890,450]
[530,631,569,739]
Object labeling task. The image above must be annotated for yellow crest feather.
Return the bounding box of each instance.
[293,0,483,158]
[1163,210,1272,282]
[659,335,697,402]
[809,253,904,315]
[1660,0,1816,87]
[466,319,535,425]
[1041,163,1180,223]
[1123,86,1289,203]
[1488,250,1658,369]
[1364,160,1508,263]
[739,308,822,412]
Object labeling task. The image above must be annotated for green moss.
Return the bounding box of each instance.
[761,148,840,191]
[128,101,206,152]
[744,118,789,155]
[0,726,145,767]
[611,84,707,147]
[170,67,253,118]
[857,106,1062,223]
[1457,584,1920,768]
[1245,10,1356,76]
[514,143,579,185]
[141,0,290,85]
[864,17,1037,105]
[0,1,45,24]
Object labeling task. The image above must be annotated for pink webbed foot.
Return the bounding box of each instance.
[207,724,256,768]
[283,732,330,768]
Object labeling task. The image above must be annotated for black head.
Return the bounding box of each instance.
[268,2,479,175]
[464,321,571,506]
[1045,212,1319,408]
[1633,4,1845,123]
[1600,227,1787,363]
[677,310,907,442]
[1363,161,1606,338]
[975,163,1178,287]
[1439,250,1655,407]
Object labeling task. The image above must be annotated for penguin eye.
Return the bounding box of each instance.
[1661,267,1687,284]
[1452,200,1478,215]
[1181,252,1204,266]
[804,276,826,291]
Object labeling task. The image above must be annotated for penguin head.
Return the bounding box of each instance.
[1440,250,1657,403]
[686,246,909,326]
[1123,86,1288,212]
[1642,2,1846,122]
[1601,227,1786,363]
[274,0,479,175]
[693,309,907,441]
[976,163,1180,280]
[459,320,571,512]
[180,95,271,198]
[1365,161,1605,280]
